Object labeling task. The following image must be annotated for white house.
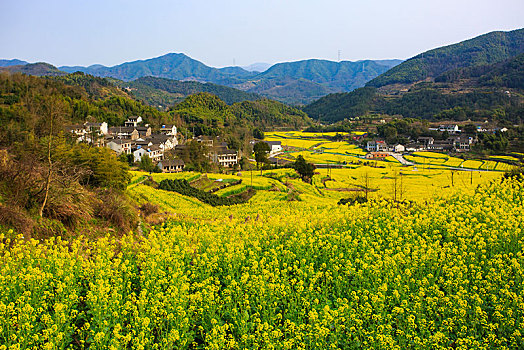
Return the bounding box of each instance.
[160,124,177,136]
[125,116,143,127]
[438,124,461,134]
[366,140,388,152]
[106,139,132,155]
[391,144,405,153]
[148,134,178,151]
[85,122,108,135]
[134,145,163,163]
[213,147,238,168]
[133,148,148,163]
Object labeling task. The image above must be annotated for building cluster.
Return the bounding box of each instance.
[66,116,184,172]
[365,125,478,159]
[366,135,476,158]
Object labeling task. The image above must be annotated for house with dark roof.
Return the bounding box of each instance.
[85,122,108,135]
[124,116,143,127]
[366,140,388,152]
[108,126,139,140]
[106,138,132,155]
[212,147,238,168]
[159,124,177,136]
[133,145,163,163]
[157,159,185,173]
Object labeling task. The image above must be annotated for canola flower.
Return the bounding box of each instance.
[0,178,523,349]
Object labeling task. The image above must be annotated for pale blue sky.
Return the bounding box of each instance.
[1,0,523,68]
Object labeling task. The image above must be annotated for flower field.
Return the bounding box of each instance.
[1,178,524,349]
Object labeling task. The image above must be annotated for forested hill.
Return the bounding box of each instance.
[4,54,402,105]
[170,92,312,136]
[303,58,524,124]
[256,59,401,92]
[0,59,29,67]
[304,29,524,124]
[60,53,256,85]
[53,53,402,105]
[0,62,67,77]
[435,53,524,88]
[117,76,261,108]
[367,28,524,88]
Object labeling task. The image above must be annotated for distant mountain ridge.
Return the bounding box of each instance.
[304,28,524,124]
[3,53,401,104]
[54,53,401,104]
[60,53,256,86]
[0,62,66,76]
[368,28,524,88]
[0,59,29,67]
[256,59,401,91]
[116,76,261,107]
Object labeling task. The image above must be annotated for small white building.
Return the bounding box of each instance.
[84,122,108,135]
[125,116,143,127]
[160,124,177,136]
[106,139,132,155]
[438,124,461,134]
[133,148,148,163]
[133,146,163,163]
[213,147,238,168]
[391,144,405,153]
[249,140,282,155]
[367,140,388,152]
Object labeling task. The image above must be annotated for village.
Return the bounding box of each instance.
[66,118,510,172]
[66,116,261,173]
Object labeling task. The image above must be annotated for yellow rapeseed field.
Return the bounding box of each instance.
[1,177,523,349]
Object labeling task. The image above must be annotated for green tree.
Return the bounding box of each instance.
[253,142,270,171]
[253,128,265,140]
[293,155,315,182]
[139,154,158,173]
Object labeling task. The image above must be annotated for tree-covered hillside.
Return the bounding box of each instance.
[258,59,401,91]
[436,53,524,88]
[368,28,524,87]
[0,62,67,77]
[54,53,402,105]
[119,76,261,107]
[170,92,312,136]
[0,72,141,237]
[60,53,256,85]
[305,29,524,124]
[244,77,337,105]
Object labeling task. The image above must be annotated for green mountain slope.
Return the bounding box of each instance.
[0,62,67,76]
[242,77,337,105]
[257,59,400,91]
[367,28,524,87]
[60,53,256,85]
[436,53,524,88]
[305,29,524,124]
[56,53,401,105]
[118,76,261,107]
[0,59,28,67]
[171,92,312,135]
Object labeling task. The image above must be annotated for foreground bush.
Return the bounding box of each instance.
[0,178,523,349]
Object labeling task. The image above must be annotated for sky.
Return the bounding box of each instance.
[1,0,523,68]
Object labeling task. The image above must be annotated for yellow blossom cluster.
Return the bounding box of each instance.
[1,178,523,349]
